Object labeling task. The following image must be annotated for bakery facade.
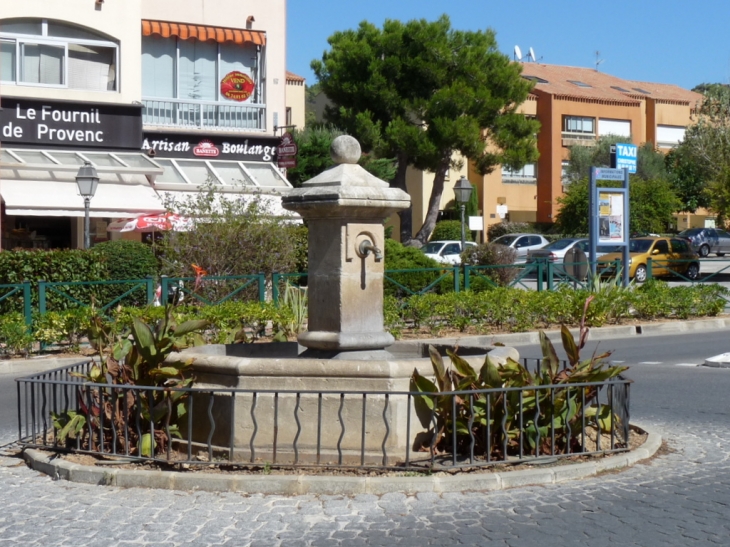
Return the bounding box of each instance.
[0,0,293,250]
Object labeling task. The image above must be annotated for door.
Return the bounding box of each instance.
[716,230,730,254]
[650,239,671,276]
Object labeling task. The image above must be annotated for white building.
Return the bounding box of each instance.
[0,0,293,249]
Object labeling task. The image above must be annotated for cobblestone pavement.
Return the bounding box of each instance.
[1,364,729,546]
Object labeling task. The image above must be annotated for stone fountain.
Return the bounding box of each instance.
[177,136,496,464]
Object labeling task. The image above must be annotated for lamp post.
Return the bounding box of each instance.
[76,161,99,249]
[453,175,473,252]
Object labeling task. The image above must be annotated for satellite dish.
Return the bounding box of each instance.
[514,45,522,61]
[529,47,536,62]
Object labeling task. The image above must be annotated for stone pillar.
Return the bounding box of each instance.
[282,136,410,355]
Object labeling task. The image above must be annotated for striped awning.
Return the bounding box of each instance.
[142,20,266,46]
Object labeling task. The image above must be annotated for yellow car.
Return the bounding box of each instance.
[598,237,700,282]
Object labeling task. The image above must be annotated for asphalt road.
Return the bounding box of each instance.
[0,328,729,546]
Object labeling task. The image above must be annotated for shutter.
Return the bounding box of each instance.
[598,119,631,137]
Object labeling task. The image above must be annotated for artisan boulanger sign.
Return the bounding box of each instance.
[0,97,143,149]
[143,132,280,162]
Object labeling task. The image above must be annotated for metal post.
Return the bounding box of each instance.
[84,196,91,249]
[460,204,466,252]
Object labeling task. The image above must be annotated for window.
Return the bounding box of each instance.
[653,240,669,254]
[671,239,689,253]
[142,35,260,103]
[568,80,591,88]
[502,163,536,183]
[563,116,595,135]
[598,119,631,138]
[0,18,118,91]
[522,75,548,84]
[656,125,686,148]
[632,87,651,95]
[611,86,631,93]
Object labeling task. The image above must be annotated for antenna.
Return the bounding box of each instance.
[528,47,536,62]
[514,45,522,62]
[595,50,604,71]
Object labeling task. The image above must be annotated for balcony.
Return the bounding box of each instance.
[142,98,266,132]
[561,132,596,147]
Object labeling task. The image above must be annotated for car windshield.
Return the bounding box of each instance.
[493,235,519,245]
[629,239,654,253]
[678,229,703,237]
[422,242,444,254]
[544,239,576,250]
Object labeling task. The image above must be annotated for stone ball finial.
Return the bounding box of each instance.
[331,135,361,165]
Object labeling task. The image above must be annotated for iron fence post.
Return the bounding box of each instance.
[647,258,653,280]
[160,276,169,304]
[272,272,280,304]
[464,265,471,291]
[547,260,554,291]
[145,277,155,305]
[38,281,47,316]
[22,281,32,327]
[453,266,460,293]
[536,259,543,292]
[258,272,266,302]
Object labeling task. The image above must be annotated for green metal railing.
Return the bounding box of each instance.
[38,279,155,314]
[272,272,308,304]
[160,274,266,306]
[0,282,32,326]
[384,265,461,297]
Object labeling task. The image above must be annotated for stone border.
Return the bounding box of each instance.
[22,424,661,495]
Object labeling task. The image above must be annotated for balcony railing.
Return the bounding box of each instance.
[142,98,266,131]
[561,131,596,146]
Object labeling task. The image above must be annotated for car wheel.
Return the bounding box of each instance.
[686,263,700,280]
[633,264,648,283]
[699,244,710,257]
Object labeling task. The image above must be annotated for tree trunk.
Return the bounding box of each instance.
[412,156,451,246]
[391,152,413,244]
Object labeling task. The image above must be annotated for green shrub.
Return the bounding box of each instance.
[0,249,107,313]
[430,220,473,242]
[0,313,33,356]
[384,239,452,298]
[461,242,518,288]
[92,240,158,307]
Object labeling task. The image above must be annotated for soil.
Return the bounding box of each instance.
[37,429,648,478]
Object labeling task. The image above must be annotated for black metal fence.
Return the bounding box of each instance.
[16,361,631,471]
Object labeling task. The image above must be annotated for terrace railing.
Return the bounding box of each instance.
[142,98,266,131]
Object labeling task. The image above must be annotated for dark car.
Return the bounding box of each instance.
[677,228,730,257]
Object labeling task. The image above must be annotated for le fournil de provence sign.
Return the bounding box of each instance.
[0,97,143,149]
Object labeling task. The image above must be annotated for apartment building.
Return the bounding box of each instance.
[0,0,295,249]
[469,63,704,232]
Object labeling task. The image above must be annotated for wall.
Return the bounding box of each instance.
[286,79,306,130]
[1,0,143,104]
[141,0,287,134]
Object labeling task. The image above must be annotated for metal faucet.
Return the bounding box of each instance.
[359,239,383,260]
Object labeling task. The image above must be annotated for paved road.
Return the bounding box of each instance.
[0,332,730,546]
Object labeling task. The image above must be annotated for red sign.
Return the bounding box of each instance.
[278,157,297,168]
[277,131,298,156]
[220,71,255,102]
[193,139,220,157]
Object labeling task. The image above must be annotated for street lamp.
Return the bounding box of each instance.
[76,161,99,249]
[453,175,473,252]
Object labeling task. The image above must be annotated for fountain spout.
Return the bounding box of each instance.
[359,239,383,261]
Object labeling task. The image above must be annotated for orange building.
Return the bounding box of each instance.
[469,64,704,232]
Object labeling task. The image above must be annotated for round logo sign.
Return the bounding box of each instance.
[220,71,255,102]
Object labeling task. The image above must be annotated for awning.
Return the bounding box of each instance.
[0,180,165,218]
[142,20,266,46]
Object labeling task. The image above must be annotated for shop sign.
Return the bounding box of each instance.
[277,131,298,168]
[143,132,279,162]
[278,157,297,168]
[193,140,220,157]
[220,71,255,102]
[0,97,142,149]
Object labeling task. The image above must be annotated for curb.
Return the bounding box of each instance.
[22,424,661,495]
[415,317,730,347]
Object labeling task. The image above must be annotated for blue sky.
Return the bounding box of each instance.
[288,0,730,91]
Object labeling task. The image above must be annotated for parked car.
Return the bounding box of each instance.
[421,240,477,265]
[491,233,549,263]
[597,237,700,282]
[527,238,622,276]
[677,228,730,257]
